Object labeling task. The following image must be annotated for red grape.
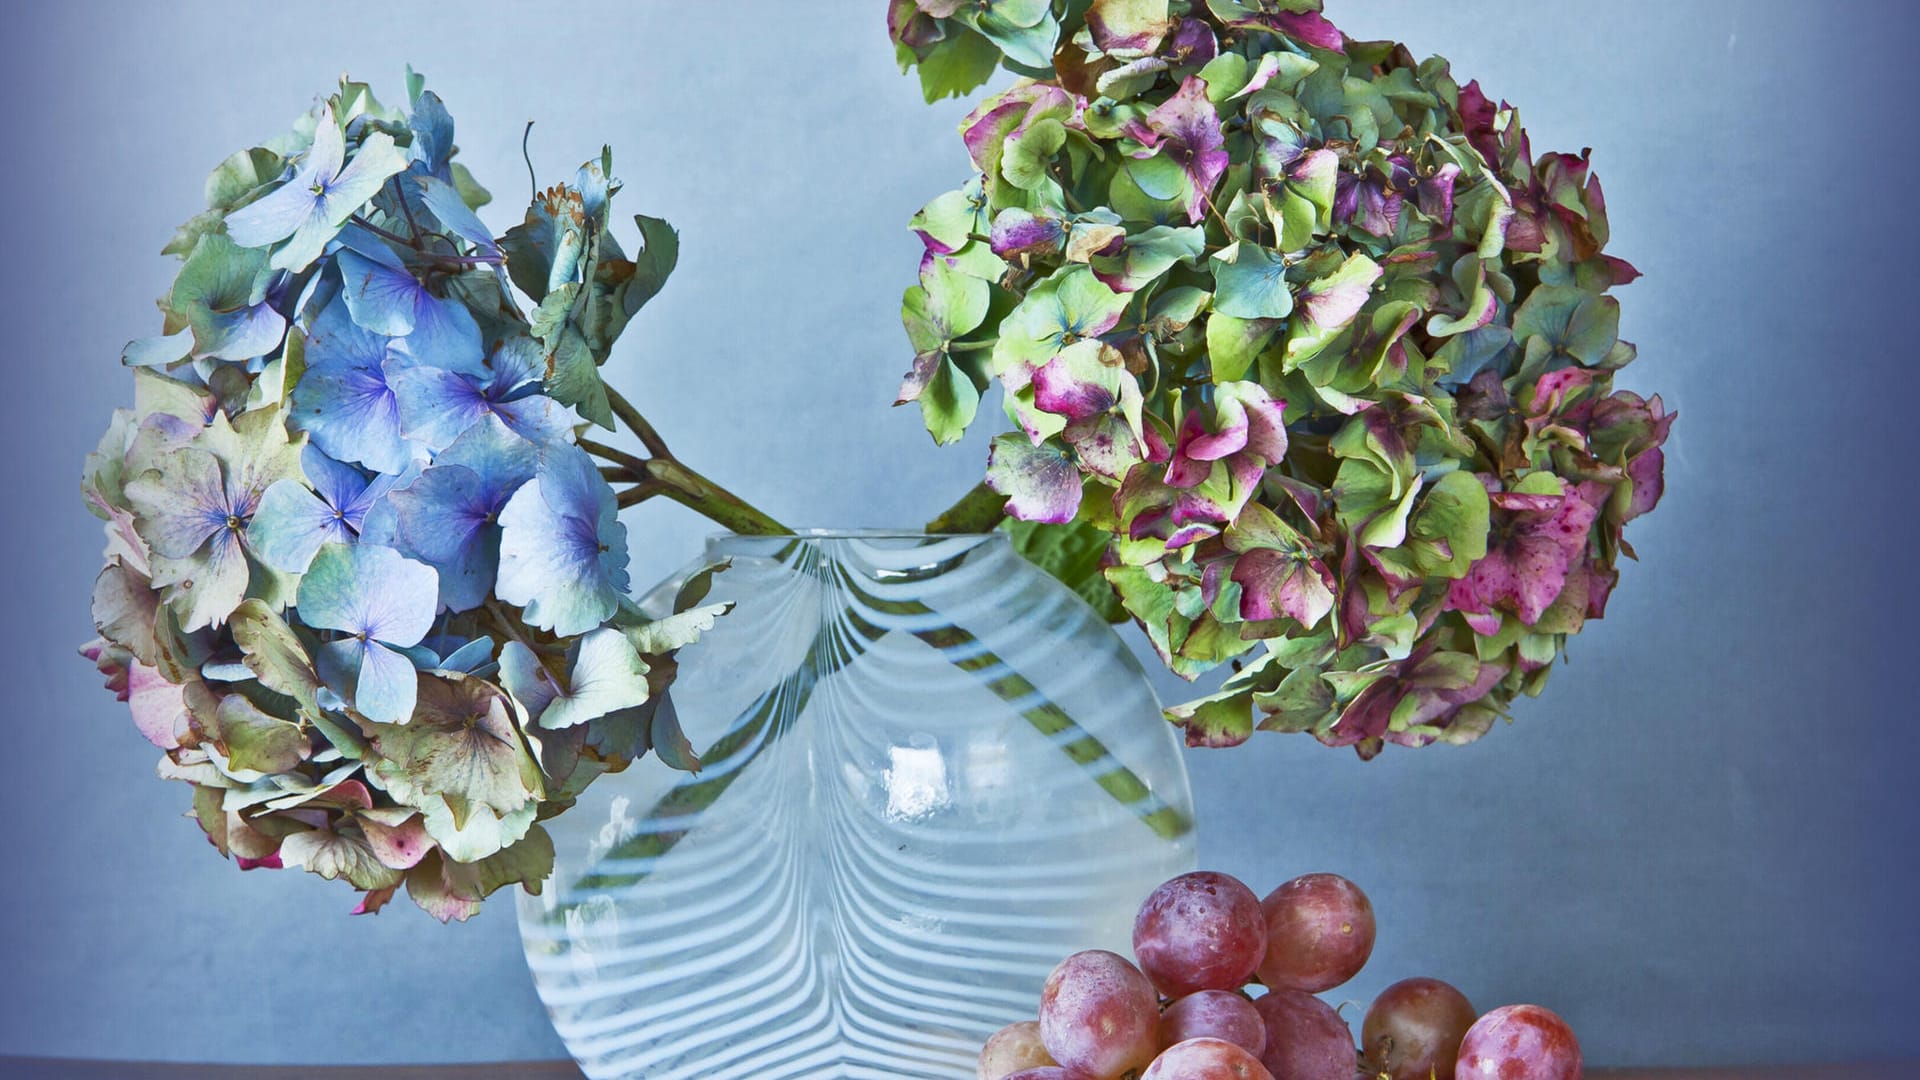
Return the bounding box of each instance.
[979,1019,1057,1079]
[1143,1038,1275,1079]
[1038,950,1162,1079]
[1361,977,1477,1080]
[1256,873,1376,993]
[1251,990,1357,1080]
[1133,871,1270,997]
[1161,990,1266,1057]
[1455,1005,1582,1080]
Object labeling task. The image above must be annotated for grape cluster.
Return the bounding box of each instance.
[978,871,1582,1080]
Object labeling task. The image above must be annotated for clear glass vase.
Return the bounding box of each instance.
[518,531,1197,1079]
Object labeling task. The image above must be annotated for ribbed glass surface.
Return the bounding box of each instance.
[518,532,1196,1079]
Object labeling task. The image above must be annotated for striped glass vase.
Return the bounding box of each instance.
[518,531,1196,1079]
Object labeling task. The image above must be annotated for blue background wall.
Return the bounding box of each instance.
[2,0,1915,1068]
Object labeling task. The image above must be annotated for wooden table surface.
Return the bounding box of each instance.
[3,1062,1915,1079]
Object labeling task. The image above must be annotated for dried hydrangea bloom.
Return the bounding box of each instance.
[892,0,1674,755]
[82,75,710,918]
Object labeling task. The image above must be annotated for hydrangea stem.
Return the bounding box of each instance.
[642,458,790,537]
[585,390,789,537]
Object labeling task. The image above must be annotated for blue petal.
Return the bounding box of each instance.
[122,330,194,369]
[488,335,546,389]
[339,471,400,529]
[315,638,364,710]
[538,628,651,730]
[436,636,498,674]
[301,443,371,513]
[355,640,421,725]
[297,542,439,647]
[395,290,485,375]
[387,464,496,612]
[438,418,539,496]
[390,364,487,451]
[495,445,629,636]
[292,302,416,475]
[247,479,346,574]
[497,641,559,718]
[417,175,498,255]
[494,396,576,448]
[336,249,423,337]
[224,182,320,251]
[303,296,402,369]
[198,303,288,363]
[407,91,455,178]
[225,105,350,272]
[292,357,412,475]
[355,495,402,548]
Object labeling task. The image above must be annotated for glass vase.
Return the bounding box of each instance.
[518,531,1197,1079]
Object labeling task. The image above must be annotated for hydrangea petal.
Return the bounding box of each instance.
[355,639,421,725]
[538,628,652,731]
[293,302,415,474]
[417,175,499,255]
[339,249,486,376]
[297,542,439,647]
[986,433,1082,524]
[247,479,347,574]
[496,446,629,636]
[1211,243,1295,320]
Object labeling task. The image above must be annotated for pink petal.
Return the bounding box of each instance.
[362,814,434,871]
[127,662,190,750]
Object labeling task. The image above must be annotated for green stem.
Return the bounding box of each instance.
[579,437,648,475]
[925,479,1008,535]
[642,458,791,537]
[603,386,671,459]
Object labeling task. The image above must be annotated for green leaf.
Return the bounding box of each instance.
[1512,285,1619,366]
[1212,243,1296,320]
[1197,53,1252,101]
[1253,665,1339,734]
[651,696,703,772]
[624,602,731,657]
[1165,683,1257,747]
[1090,225,1206,293]
[906,353,984,445]
[1408,469,1491,578]
[1206,313,1281,382]
[1002,117,1068,190]
[92,562,163,670]
[1109,154,1194,224]
[473,824,555,896]
[673,559,731,612]
[210,694,309,777]
[228,599,321,719]
[281,829,403,891]
[1003,512,1125,623]
[620,213,679,320]
[961,0,1058,69]
[1272,150,1337,251]
[908,25,1003,103]
[542,325,613,430]
[371,674,544,824]
[450,162,492,210]
[907,257,992,351]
